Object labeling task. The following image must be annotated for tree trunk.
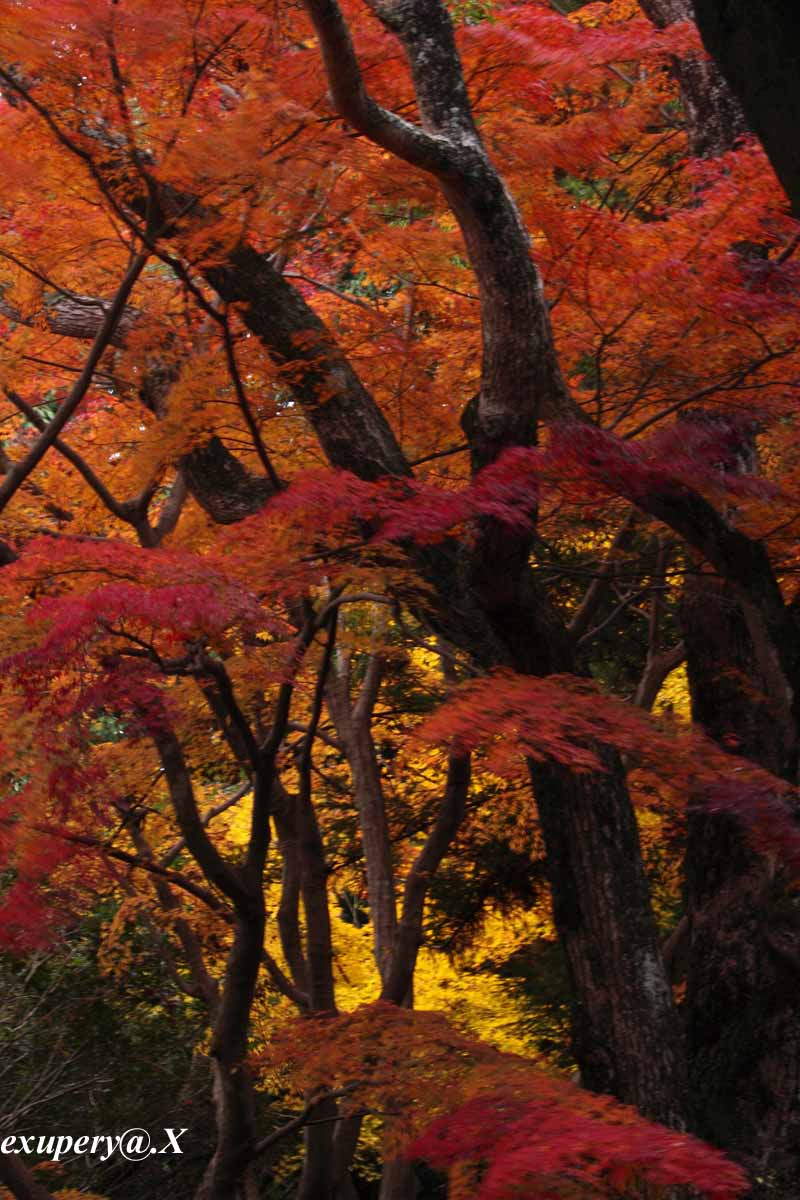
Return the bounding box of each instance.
[0,1156,58,1200]
[327,652,398,983]
[638,8,800,1175]
[196,909,266,1200]
[297,1100,337,1200]
[680,573,800,1196]
[378,1158,418,1200]
[295,713,339,1200]
[461,542,687,1124]
[691,0,800,214]
[638,0,745,158]
[530,752,686,1123]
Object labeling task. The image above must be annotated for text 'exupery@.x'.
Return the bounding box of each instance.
[1,1128,188,1162]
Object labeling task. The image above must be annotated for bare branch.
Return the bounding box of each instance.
[252,1086,359,1157]
[220,313,282,492]
[128,814,221,1012]
[160,782,252,868]
[382,751,470,1004]
[0,251,148,515]
[152,722,252,910]
[0,816,227,913]
[568,509,638,641]
[634,640,686,711]
[5,389,133,524]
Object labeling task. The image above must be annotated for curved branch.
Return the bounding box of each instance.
[152,723,252,910]
[302,0,455,174]
[303,0,578,471]
[252,1086,359,1157]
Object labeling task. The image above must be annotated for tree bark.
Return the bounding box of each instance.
[680,573,800,1197]
[381,753,470,1006]
[0,290,139,346]
[0,1157,58,1200]
[302,0,687,1124]
[691,0,800,213]
[378,1158,418,1200]
[640,7,800,1174]
[460,543,686,1123]
[273,783,312,998]
[530,750,686,1122]
[196,908,266,1200]
[204,245,411,481]
[149,697,286,1200]
[294,627,340,1200]
[327,651,398,983]
[638,0,745,158]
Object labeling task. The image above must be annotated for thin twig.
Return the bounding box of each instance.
[0,252,149,514]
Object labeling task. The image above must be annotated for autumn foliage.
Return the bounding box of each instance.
[0,0,799,1198]
[269,1002,749,1198]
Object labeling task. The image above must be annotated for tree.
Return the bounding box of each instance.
[691,0,800,214]
[0,1,798,1197]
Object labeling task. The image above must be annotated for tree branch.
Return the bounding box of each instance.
[152,722,252,910]
[220,313,282,491]
[5,388,135,524]
[302,0,455,174]
[252,1086,359,1157]
[153,471,188,541]
[382,751,470,1004]
[0,251,149,515]
[568,509,637,641]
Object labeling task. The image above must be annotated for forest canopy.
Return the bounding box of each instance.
[0,1,799,1198]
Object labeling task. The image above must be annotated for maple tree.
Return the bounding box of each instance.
[0,0,799,1198]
